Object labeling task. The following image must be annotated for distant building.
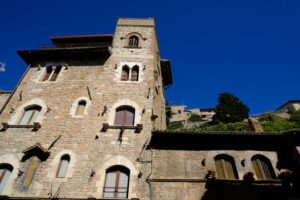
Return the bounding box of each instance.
[275,100,300,113]
[170,106,216,123]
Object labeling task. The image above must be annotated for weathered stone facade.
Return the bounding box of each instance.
[0,17,299,200]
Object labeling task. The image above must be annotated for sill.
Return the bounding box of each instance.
[1,122,41,131]
[101,123,143,133]
[124,46,142,49]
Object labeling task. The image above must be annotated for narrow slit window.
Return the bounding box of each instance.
[0,164,13,194]
[115,106,135,126]
[76,100,86,116]
[42,66,53,81]
[214,155,238,180]
[50,66,62,81]
[19,106,41,125]
[103,166,130,198]
[128,36,139,47]
[131,66,139,81]
[121,66,130,81]
[252,155,276,180]
[57,155,70,178]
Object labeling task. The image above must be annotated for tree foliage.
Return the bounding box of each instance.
[259,112,299,132]
[213,92,249,124]
[165,100,173,126]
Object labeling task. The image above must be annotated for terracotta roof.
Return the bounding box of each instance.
[50,34,114,41]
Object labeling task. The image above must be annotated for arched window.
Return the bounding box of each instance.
[115,106,135,126]
[131,66,139,81]
[50,66,62,81]
[103,166,130,198]
[19,105,41,125]
[57,155,70,178]
[128,36,139,47]
[0,164,13,194]
[252,155,276,180]
[214,154,238,179]
[121,66,130,81]
[76,100,86,116]
[42,66,53,81]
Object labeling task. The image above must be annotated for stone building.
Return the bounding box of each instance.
[0,17,299,200]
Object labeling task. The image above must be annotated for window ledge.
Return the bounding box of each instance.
[1,122,41,131]
[124,46,142,49]
[101,123,143,133]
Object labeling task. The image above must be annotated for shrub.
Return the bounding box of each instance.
[289,110,300,126]
[259,112,298,132]
[168,121,184,130]
[188,114,202,122]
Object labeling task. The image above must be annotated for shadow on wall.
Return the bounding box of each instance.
[201,183,287,200]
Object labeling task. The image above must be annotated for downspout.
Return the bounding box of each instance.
[146,147,153,200]
[0,64,31,115]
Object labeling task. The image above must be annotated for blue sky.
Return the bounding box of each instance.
[0,0,299,115]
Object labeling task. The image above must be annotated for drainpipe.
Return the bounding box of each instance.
[146,147,153,200]
[0,64,31,115]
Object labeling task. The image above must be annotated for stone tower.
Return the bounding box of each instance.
[0,18,172,199]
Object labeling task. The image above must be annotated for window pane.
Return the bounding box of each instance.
[57,159,69,178]
[19,110,33,125]
[117,171,129,198]
[0,169,12,194]
[76,102,86,116]
[224,159,236,179]
[215,159,224,179]
[252,159,263,180]
[125,109,135,125]
[29,109,40,125]
[121,67,129,81]
[115,110,124,125]
[104,172,117,198]
[131,68,139,81]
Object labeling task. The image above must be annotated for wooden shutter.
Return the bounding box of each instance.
[131,67,139,81]
[121,67,129,81]
[19,106,41,125]
[115,109,125,125]
[125,109,135,125]
[252,156,275,180]
[224,159,236,179]
[20,157,40,191]
[252,159,263,180]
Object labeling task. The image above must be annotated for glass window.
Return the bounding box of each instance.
[115,107,135,126]
[0,164,13,194]
[57,155,70,178]
[178,110,181,114]
[214,155,238,179]
[104,166,130,198]
[128,36,139,47]
[252,155,276,180]
[50,66,62,81]
[42,66,53,81]
[19,106,41,125]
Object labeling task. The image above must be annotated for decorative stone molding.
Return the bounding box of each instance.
[9,98,47,125]
[70,97,91,118]
[0,154,20,195]
[115,62,143,83]
[94,155,138,199]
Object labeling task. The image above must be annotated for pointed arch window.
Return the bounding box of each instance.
[0,164,13,194]
[42,66,53,81]
[252,155,276,180]
[115,106,135,126]
[128,36,139,48]
[76,100,86,116]
[50,65,62,81]
[121,66,130,81]
[103,166,130,198]
[57,155,70,178]
[214,154,238,179]
[131,66,139,81]
[19,106,41,125]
